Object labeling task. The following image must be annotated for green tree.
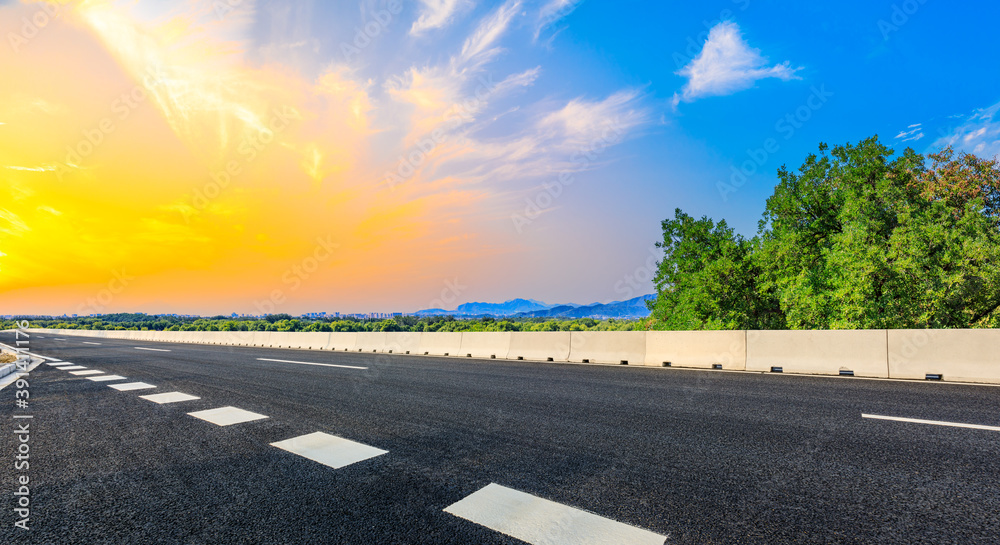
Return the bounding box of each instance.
[758,137,1000,328]
[648,209,782,330]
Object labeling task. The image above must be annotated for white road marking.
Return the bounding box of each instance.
[58,366,87,371]
[70,370,105,376]
[188,406,269,426]
[110,382,156,391]
[54,338,66,341]
[140,392,200,404]
[135,347,171,352]
[862,413,1000,432]
[270,432,387,469]
[46,362,68,367]
[82,342,102,345]
[87,375,126,382]
[256,358,367,370]
[31,354,62,362]
[444,483,668,545]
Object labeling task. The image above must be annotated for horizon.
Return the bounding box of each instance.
[2,291,657,319]
[2,1,999,315]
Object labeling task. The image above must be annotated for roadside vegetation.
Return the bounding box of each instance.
[1,314,648,333]
[649,137,1000,330]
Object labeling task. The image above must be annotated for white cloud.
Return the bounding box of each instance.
[933,101,1000,159]
[535,0,583,39]
[895,123,925,142]
[457,0,520,68]
[411,0,472,35]
[382,0,649,208]
[672,21,799,107]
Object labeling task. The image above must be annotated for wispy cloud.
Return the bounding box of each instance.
[672,21,799,107]
[411,0,472,35]
[933,101,1000,158]
[895,123,925,142]
[535,0,584,39]
[5,165,56,172]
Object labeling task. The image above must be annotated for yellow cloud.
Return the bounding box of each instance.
[0,0,648,313]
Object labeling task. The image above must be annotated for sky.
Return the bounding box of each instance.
[1,0,999,316]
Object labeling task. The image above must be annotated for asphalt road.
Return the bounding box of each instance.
[1,331,999,544]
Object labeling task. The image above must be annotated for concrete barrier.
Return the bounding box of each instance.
[418,332,464,356]
[225,330,255,346]
[265,332,298,348]
[568,331,646,365]
[23,326,1000,384]
[354,332,387,353]
[459,332,511,359]
[383,332,421,354]
[888,329,1000,384]
[644,331,747,370]
[746,330,887,377]
[203,331,229,345]
[266,331,329,350]
[507,332,571,362]
[327,333,358,351]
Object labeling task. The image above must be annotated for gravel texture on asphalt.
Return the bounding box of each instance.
[2,332,999,544]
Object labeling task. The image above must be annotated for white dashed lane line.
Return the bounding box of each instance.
[135,347,171,352]
[139,392,200,404]
[270,432,388,470]
[188,407,269,426]
[70,370,105,376]
[256,358,367,370]
[82,342,102,345]
[87,375,127,382]
[109,382,156,391]
[862,413,1000,432]
[444,484,668,545]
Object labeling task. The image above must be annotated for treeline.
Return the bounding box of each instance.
[649,137,1000,330]
[2,313,647,333]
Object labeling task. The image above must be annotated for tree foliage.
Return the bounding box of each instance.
[650,137,1000,330]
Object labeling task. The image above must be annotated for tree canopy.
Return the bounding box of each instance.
[649,136,1000,330]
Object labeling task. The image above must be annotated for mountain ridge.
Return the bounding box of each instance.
[413,294,654,319]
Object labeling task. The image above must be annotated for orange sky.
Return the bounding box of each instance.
[0,0,654,315]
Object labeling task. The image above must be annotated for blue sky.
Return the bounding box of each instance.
[3,0,999,313]
[251,0,1000,241]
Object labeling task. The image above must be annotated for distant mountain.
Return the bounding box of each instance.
[412,295,654,319]
[456,298,551,315]
[513,295,655,319]
[413,298,551,317]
